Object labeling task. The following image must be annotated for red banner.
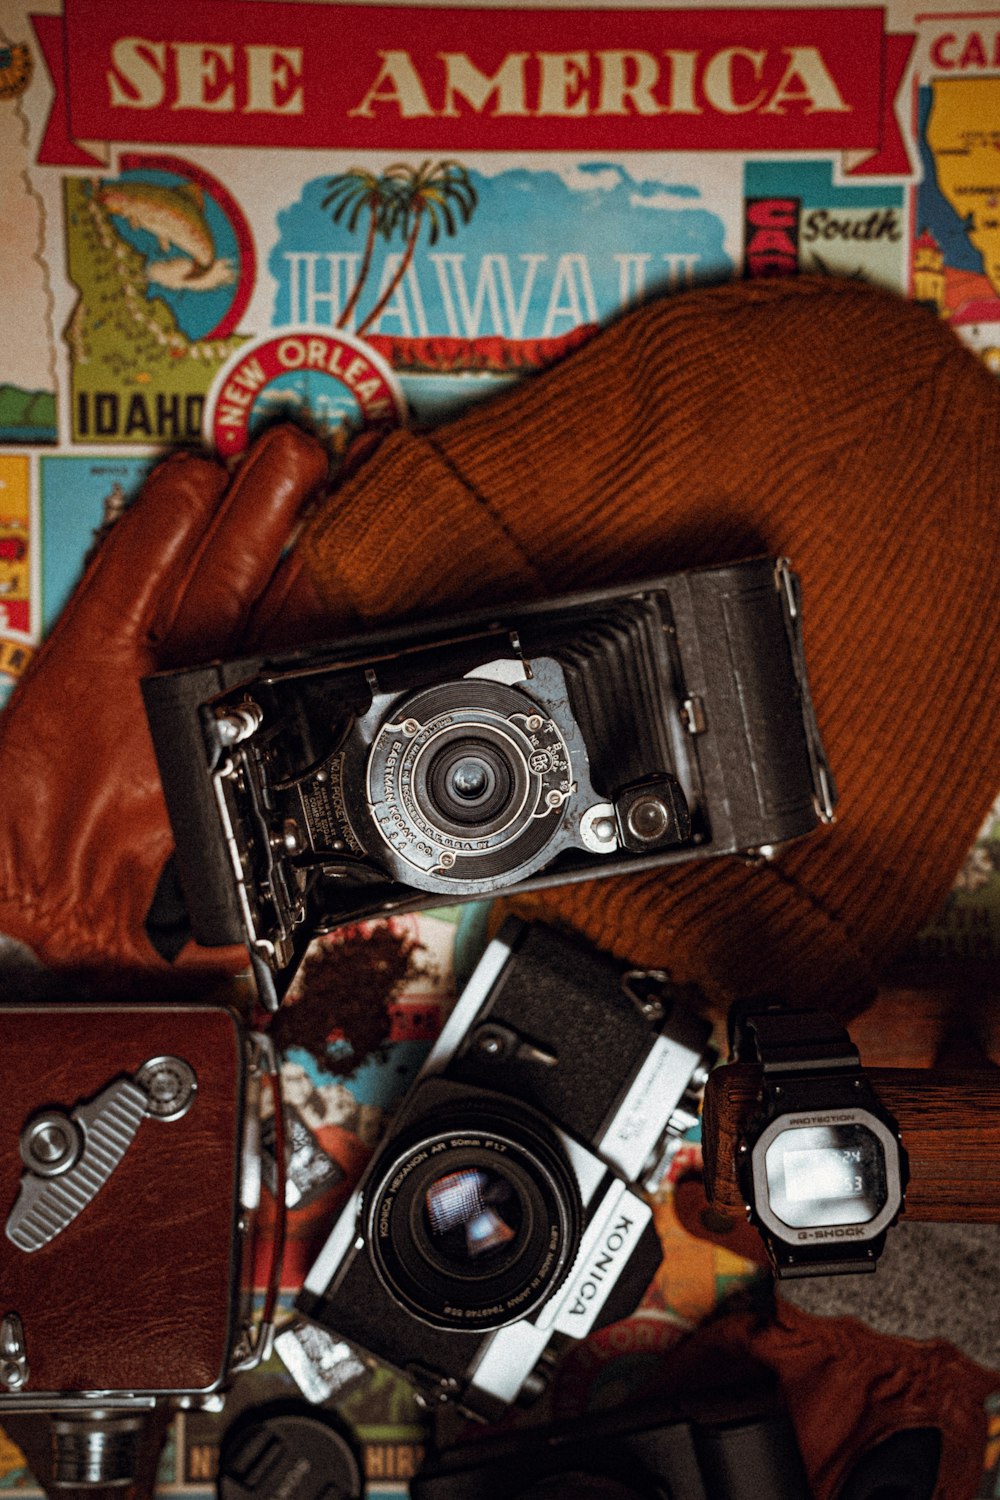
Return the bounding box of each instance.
[34,1,908,162]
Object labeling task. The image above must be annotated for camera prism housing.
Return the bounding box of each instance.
[292,920,716,1420]
[142,555,834,1006]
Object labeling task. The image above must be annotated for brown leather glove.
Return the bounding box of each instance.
[645,1293,996,1500]
[0,423,328,975]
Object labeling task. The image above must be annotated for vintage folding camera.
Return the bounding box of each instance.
[410,1382,812,1500]
[0,1002,283,1488]
[286,919,716,1421]
[143,555,834,1007]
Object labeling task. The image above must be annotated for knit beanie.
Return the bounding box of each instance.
[295,276,1000,1015]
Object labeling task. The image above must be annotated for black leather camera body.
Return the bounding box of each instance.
[409,1382,812,1500]
[288,920,715,1421]
[144,555,833,1006]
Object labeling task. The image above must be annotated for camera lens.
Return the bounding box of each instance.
[451,759,490,799]
[422,1165,524,1266]
[426,740,515,827]
[367,1110,581,1331]
[362,678,575,893]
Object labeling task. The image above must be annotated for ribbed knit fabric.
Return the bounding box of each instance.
[299,277,1000,1015]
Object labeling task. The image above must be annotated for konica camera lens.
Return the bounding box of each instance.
[422,1164,524,1266]
[367,1112,581,1332]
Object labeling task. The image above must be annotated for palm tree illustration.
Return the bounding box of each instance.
[321,168,398,328]
[355,160,478,337]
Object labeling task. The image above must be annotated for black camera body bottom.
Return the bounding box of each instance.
[410,1384,812,1500]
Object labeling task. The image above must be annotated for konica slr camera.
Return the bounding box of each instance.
[286,919,716,1421]
[0,1002,284,1488]
[143,555,834,1006]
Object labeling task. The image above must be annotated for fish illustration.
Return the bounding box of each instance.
[145,256,237,292]
[94,178,217,280]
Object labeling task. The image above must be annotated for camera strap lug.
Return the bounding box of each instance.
[680,696,706,734]
[0,1313,28,1392]
[405,1364,462,1409]
[620,969,670,1023]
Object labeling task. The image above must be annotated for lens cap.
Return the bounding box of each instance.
[217,1404,363,1500]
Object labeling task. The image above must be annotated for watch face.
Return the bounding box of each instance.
[749,1107,903,1246]
[763,1123,887,1229]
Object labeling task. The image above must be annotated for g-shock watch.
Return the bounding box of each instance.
[731,1004,907,1278]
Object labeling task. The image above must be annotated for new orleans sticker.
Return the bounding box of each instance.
[204,326,406,459]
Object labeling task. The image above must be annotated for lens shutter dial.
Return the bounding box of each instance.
[363,680,574,891]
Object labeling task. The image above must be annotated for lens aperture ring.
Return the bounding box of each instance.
[365,681,574,890]
[366,1118,581,1332]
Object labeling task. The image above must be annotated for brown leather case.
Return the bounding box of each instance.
[0,1006,244,1395]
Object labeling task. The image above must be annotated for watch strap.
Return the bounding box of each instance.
[731,1004,859,1075]
[770,1234,885,1279]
